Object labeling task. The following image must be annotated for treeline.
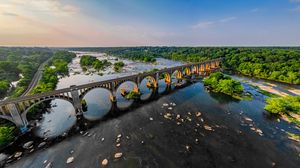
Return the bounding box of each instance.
[0,47,53,98]
[31,51,76,94]
[69,47,300,84]
[70,47,157,63]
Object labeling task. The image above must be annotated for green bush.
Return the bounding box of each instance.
[204,72,244,98]
[113,61,125,72]
[0,126,15,146]
[265,96,300,115]
[0,80,10,95]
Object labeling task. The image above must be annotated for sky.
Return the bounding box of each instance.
[0,0,300,47]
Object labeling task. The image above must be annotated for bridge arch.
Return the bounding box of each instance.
[183,67,192,76]
[158,72,171,84]
[116,81,139,99]
[192,65,198,74]
[79,87,114,102]
[114,78,138,92]
[115,81,139,109]
[139,76,157,101]
[21,97,75,122]
[171,70,183,79]
[140,76,157,89]
[79,87,114,120]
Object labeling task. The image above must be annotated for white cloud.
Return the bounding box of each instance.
[192,17,237,29]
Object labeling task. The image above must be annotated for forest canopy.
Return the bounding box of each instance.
[0,47,53,98]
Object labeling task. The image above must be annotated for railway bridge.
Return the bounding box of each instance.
[0,58,222,130]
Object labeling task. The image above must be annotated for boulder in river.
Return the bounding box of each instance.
[114,153,123,159]
[14,152,22,158]
[204,125,213,131]
[38,142,46,148]
[23,141,34,149]
[101,158,108,166]
[66,157,74,164]
[162,103,169,107]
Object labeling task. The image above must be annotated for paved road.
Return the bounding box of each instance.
[21,58,51,97]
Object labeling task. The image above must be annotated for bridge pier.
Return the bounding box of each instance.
[7,103,28,132]
[70,86,83,115]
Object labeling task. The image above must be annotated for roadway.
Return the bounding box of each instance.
[21,58,51,97]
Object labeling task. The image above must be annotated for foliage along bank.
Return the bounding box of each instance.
[265,96,300,126]
[203,72,245,100]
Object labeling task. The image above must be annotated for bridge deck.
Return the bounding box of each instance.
[0,58,222,106]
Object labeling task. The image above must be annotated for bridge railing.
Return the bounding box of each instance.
[0,58,222,106]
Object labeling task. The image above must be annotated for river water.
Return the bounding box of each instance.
[32,52,300,139]
[33,52,183,138]
[4,51,300,167]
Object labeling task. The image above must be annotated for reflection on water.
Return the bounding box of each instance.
[82,88,112,121]
[34,99,76,138]
[208,91,240,104]
[158,79,168,94]
[139,78,155,101]
[116,81,136,109]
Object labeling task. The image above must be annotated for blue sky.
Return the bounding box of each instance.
[0,0,300,46]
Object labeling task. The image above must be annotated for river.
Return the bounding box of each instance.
[33,52,184,138]
[3,52,300,168]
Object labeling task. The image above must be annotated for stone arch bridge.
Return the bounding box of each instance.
[0,58,222,129]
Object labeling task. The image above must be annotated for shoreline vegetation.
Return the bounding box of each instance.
[203,72,250,100]
[264,96,300,127]
[69,47,300,85]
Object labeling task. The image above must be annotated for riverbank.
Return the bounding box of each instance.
[5,82,300,168]
[231,75,300,97]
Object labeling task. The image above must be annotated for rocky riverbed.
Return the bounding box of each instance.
[4,82,300,168]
